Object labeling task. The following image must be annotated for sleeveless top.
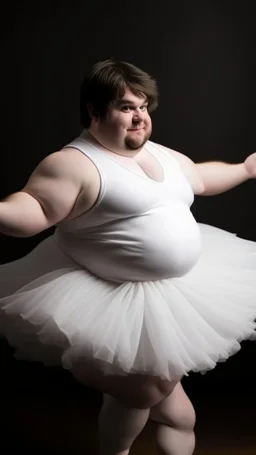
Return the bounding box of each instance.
[54,131,201,283]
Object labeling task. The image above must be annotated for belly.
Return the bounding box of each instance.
[56,203,201,283]
[139,206,201,279]
[110,203,202,281]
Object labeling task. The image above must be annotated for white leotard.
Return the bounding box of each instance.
[0,132,255,381]
[54,132,201,282]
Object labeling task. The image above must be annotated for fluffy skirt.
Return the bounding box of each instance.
[0,223,255,381]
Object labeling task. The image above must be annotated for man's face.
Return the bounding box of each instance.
[93,87,152,154]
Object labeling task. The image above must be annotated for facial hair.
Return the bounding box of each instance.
[125,128,152,150]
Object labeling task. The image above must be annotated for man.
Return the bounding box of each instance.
[0,59,255,455]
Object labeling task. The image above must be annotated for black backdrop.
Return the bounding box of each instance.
[1,0,255,383]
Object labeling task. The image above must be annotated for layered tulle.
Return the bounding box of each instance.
[0,223,255,381]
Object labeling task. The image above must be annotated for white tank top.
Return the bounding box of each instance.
[54,131,201,282]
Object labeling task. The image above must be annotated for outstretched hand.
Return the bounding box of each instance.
[244,152,256,178]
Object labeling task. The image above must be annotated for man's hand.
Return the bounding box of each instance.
[244,152,256,179]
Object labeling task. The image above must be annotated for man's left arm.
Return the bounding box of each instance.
[196,152,256,196]
[158,143,256,196]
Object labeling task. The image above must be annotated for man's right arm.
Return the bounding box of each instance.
[0,150,85,237]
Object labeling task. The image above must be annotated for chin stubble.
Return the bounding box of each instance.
[125,132,151,150]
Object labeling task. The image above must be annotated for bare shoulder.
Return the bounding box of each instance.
[22,147,101,222]
[153,142,205,194]
[35,147,99,184]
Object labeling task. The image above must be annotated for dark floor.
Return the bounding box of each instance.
[1,340,255,454]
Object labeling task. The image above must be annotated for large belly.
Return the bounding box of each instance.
[56,203,201,283]
[135,204,201,279]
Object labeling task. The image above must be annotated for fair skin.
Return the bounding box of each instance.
[0,87,256,455]
[87,89,152,156]
[1,88,255,237]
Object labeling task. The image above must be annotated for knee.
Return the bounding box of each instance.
[167,399,196,432]
[151,393,196,432]
[175,401,196,431]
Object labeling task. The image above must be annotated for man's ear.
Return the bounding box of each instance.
[87,103,98,120]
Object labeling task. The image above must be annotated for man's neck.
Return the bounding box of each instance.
[86,129,144,158]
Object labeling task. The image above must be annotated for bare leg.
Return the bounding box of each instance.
[98,394,150,455]
[150,382,196,455]
[72,364,180,454]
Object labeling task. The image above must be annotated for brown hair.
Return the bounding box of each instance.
[80,59,159,128]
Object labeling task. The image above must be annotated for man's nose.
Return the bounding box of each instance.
[132,108,144,122]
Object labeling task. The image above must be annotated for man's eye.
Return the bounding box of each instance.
[121,105,148,112]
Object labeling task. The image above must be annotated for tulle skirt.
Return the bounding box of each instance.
[0,223,255,381]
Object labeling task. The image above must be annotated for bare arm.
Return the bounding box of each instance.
[158,143,255,196]
[0,150,85,237]
[195,161,249,196]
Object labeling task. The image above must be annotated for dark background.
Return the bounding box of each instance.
[0,0,256,452]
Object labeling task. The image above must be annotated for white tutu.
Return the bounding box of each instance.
[0,223,255,381]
